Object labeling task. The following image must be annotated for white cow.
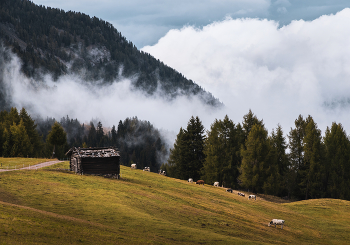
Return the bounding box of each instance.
[268,219,285,229]
[248,195,256,200]
[143,167,150,171]
[213,182,219,187]
[131,163,137,169]
[188,178,193,183]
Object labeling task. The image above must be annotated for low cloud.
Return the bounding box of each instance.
[142,9,350,135]
[0,45,219,146]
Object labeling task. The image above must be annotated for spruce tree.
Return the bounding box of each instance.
[288,115,306,198]
[301,116,324,199]
[167,127,185,178]
[270,125,289,196]
[240,124,270,193]
[47,122,67,159]
[19,108,42,157]
[9,119,32,157]
[202,115,241,188]
[324,123,350,199]
[242,109,264,142]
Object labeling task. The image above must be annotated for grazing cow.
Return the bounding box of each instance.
[143,167,150,172]
[213,182,219,187]
[249,195,256,200]
[188,178,193,183]
[268,219,285,229]
[131,164,137,169]
[238,192,245,197]
[158,169,166,175]
[226,188,233,193]
[196,180,205,185]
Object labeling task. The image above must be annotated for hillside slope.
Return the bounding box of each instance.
[0,161,349,244]
[0,0,221,109]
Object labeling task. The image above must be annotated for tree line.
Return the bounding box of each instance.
[0,108,168,172]
[163,111,350,201]
[0,107,66,158]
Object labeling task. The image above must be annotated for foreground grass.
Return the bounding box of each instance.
[0,161,349,244]
[0,157,55,169]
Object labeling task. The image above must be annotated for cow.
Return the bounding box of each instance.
[131,163,137,169]
[213,182,219,187]
[188,178,193,183]
[196,180,205,185]
[249,195,256,200]
[158,169,166,175]
[238,192,245,197]
[268,219,285,229]
[226,188,233,193]
[143,167,150,172]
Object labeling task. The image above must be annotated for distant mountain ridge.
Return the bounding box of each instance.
[0,0,222,108]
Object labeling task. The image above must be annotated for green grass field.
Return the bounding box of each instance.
[0,160,349,244]
[0,157,56,169]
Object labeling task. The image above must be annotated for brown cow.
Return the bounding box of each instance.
[196,180,205,185]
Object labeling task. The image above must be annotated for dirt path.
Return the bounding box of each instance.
[0,160,63,172]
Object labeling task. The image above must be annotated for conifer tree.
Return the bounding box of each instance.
[301,116,324,199]
[288,115,306,198]
[183,116,205,181]
[9,119,32,157]
[202,115,241,188]
[19,108,42,157]
[87,122,96,146]
[167,116,205,180]
[269,125,289,196]
[324,123,350,199]
[242,109,264,142]
[167,127,185,178]
[96,121,104,147]
[47,122,67,158]
[240,124,270,193]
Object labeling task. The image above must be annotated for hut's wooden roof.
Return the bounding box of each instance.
[66,147,120,158]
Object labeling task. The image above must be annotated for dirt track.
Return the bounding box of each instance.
[0,160,63,172]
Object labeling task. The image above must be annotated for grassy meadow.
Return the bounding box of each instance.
[0,160,349,244]
[0,157,56,169]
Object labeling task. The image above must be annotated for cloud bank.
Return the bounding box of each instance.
[142,9,350,135]
[0,46,219,145]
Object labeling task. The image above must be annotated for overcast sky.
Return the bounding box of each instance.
[32,0,350,48]
[12,1,350,142]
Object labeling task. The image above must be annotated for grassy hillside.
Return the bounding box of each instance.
[0,161,349,244]
[0,158,56,169]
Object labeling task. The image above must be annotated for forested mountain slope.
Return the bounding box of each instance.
[0,0,221,108]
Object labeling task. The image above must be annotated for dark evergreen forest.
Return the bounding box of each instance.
[0,0,221,108]
[0,107,168,172]
[164,111,350,201]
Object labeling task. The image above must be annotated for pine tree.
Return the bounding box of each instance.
[183,116,205,181]
[166,116,205,180]
[270,125,289,196]
[202,115,241,188]
[288,115,306,198]
[242,109,264,142]
[240,124,270,193]
[87,122,96,146]
[96,121,104,147]
[301,116,324,199]
[19,108,42,157]
[324,123,350,199]
[47,121,67,159]
[166,127,185,178]
[9,119,32,157]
